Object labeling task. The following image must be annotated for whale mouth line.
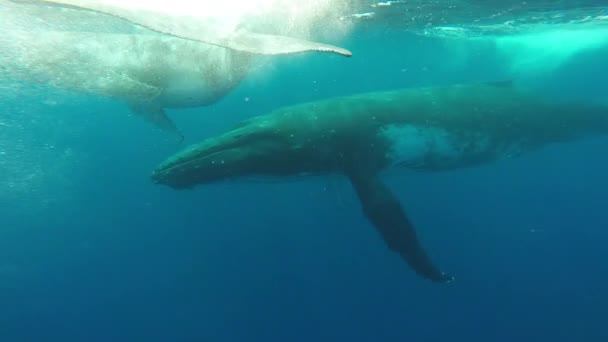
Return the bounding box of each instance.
[152,149,231,180]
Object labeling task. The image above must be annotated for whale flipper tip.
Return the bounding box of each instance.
[439,272,455,284]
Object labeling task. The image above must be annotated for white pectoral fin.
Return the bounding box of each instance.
[128,102,183,142]
[20,0,352,57]
[226,31,352,57]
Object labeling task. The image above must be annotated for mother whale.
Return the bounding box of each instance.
[151,81,608,282]
[2,1,351,139]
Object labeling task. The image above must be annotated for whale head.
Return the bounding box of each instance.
[151,117,317,189]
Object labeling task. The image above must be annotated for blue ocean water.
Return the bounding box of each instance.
[2,5,608,342]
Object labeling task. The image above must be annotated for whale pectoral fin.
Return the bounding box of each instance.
[347,171,453,283]
[128,102,184,142]
[223,31,352,57]
[21,0,352,57]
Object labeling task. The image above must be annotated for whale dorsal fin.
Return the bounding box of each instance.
[19,0,352,57]
[346,167,453,283]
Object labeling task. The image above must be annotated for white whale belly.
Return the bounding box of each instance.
[157,75,218,108]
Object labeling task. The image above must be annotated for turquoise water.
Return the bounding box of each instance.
[1,1,608,341]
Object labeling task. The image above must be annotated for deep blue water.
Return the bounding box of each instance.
[2,28,608,341]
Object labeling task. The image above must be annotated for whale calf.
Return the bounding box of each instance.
[150,81,608,282]
[3,1,351,139]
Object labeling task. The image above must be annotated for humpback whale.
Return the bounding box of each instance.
[3,1,351,139]
[150,81,608,282]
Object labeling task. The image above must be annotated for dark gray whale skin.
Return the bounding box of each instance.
[152,81,608,283]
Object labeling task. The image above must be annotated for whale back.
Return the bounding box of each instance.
[378,83,608,170]
[261,82,608,172]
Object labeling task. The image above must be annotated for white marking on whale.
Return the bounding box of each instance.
[380,124,525,170]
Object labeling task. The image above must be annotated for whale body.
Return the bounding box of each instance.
[2,1,351,139]
[151,81,608,282]
[1,28,252,138]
